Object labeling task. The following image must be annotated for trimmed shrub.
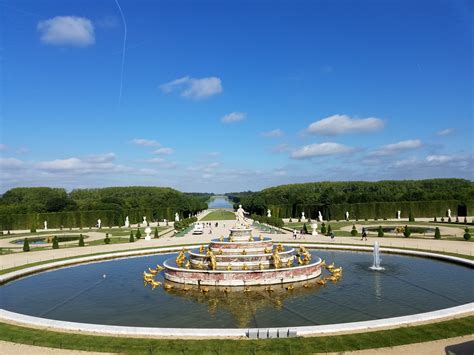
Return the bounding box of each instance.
[30,226,36,233]
[464,217,467,223]
[441,217,445,222]
[154,227,159,238]
[52,236,59,249]
[129,230,135,243]
[135,228,142,239]
[403,225,411,238]
[434,227,441,239]
[377,225,384,238]
[351,225,358,236]
[23,238,30,252]
[78,234,85,246]
[448,217,452,223]
[104,233,111,244]
[408,212,415,222]
[321,223,327,234]
[455,216,459,223]
[303,223,308,234]
[434,217,437,222]
[464,228,471,241]
[327,224,332,235]
[289,218,292,223]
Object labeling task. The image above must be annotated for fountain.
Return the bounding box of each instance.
[164,206,323,286]
[369,241,384,270]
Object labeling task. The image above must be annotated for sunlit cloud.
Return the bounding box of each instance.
[221,112,246,123]
[307,114,384,135]
[37,16,95,47]
[160,76,222,100]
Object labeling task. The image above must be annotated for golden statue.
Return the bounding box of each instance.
[148,267,158,275]
[227,263,232,270]
[259,262,264,270]
[242,249,247,255]
[286,257,293,267]
[151,280,162,289]
[259,234,264,241]
[277,243,284,252]
[175,249,187,266]
[299,246,311,263]
[219,235,224,242]
[249,235,254,242]
[264,247,271,254]
[272,250,282,268]
[164,283,173,290]
[243,263,248,270]
[199,245,205,253]
[185,260,191,269]
[218,248,223,255]
[155,264,165,272]
[207,249,217,270]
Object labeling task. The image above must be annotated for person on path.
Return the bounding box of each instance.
[293,229,297,240]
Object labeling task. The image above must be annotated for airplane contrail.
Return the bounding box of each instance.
[114,0,127,107]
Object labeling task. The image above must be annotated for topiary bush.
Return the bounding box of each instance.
[129,230,135,243]
[154,227,159,238]
[434,227,441,239]
[23,238,30,252]
[320,223,327,234]
[448,217,452,223]
[30,226,36,233]
[78,234,85,246]
[433,216,437,222]
[104,233,111,244]
[351,225,357,236]
[52,236,59,249]
[403,225,411,238]
[377,225,384,238]
[327,224,332,235]
[408,212,415,222]
[464,217,467,224]
[135,228,141,239]
[464,227,471,241]
[303,223,308,234]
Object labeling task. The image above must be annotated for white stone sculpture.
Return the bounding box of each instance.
[318,211,323,222]
[345,211,349,221]
[143,216,147,226]
[311,222,318,236]
[175,213,180,222]
[144,226,152,241]
[164,219,168,226]
[267,209,272,218]
[236,205,249,228]
[301,212,306,221]
[44,220,48,230]
[97,219,102,228]
[397,210,401,220]
[447,209,452,218]
[124,216,130,228]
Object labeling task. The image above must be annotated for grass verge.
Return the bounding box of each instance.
[201,210,236,221]
[0,317,473,354]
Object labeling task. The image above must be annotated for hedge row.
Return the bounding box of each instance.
[265,200,473,220]
[0,208,188,231]
[251,214,284,228]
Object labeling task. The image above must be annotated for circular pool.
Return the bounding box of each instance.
[1,249,472,329]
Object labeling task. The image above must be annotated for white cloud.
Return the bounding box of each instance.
[221,112,246,123]
[160,76,222,100]
[261,129,284,138]
[436,128,454,136]
[37,16,95,47]
[153,147,174,155]
[0,144,8,151]
[36,153,118,172]
[131,138,161,147]
[425,155,455,164]
[307,114,384,135]
[0,157,24,168]
[291,142,354,159]
[372,139,422,156]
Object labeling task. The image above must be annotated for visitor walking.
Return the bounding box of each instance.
[293,229,297,240]
[330,231,335,240]
[361,227,368,241]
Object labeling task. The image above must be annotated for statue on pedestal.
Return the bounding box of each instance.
[301,212,306,221]
[175,213,180,222]
[143,216,147,226]
[124,216,130,228]
[345,211,349,221]
[44,220,48,231]
[311,222,318,236]
[97,219,102,229]
[447,209,452,218]
[235,205,249,228]
[267,209,271,218]
[397,210,401,220]
[318,211,323,222]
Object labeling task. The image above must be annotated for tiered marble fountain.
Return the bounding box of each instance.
[164,210,323,286]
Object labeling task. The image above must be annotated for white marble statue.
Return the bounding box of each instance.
[143,216,147,226]
[318,211,323,222]
[144,226,152,241]
[175,213,180,222]
[267,209,272,218]
[236,205,249,228]
[301,212,306,221]
[397,210,401,220]
[311,222,318,236]
[447,209,452,218]
[345,211,349,221]
[97,219,102,228]
[164,219,168,226]
[44,220,48,230]
[124,216,130,228]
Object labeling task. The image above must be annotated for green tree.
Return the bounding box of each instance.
[434,227,441,239]
[320,223,327,234]
[403,225,411,238]
[351,225,357,236]
[408,211,415,222]
[303,223,308,234]
[23,238,30,252]
[78,234,85,246]
[377,226,384,238]
[135,228,141,239]
[327,224,332,235]
[30,225,37,233]
[104,233,111,244]
[464,227,471,241]
[129,230,135,243]
[52,236,59,249]
[154,227,159,238]
[433,216,437,222]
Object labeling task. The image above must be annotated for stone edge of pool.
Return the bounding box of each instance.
[1,244,473,338]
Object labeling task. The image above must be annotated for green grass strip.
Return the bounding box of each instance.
[0,316,473,354]
[200,210,236,221]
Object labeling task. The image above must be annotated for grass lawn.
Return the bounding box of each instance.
[201,210,236,221]
[0,316,472,354]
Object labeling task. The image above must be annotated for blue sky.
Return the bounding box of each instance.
[1,0,472,193]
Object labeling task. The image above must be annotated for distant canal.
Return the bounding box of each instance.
[208,196,233,209]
